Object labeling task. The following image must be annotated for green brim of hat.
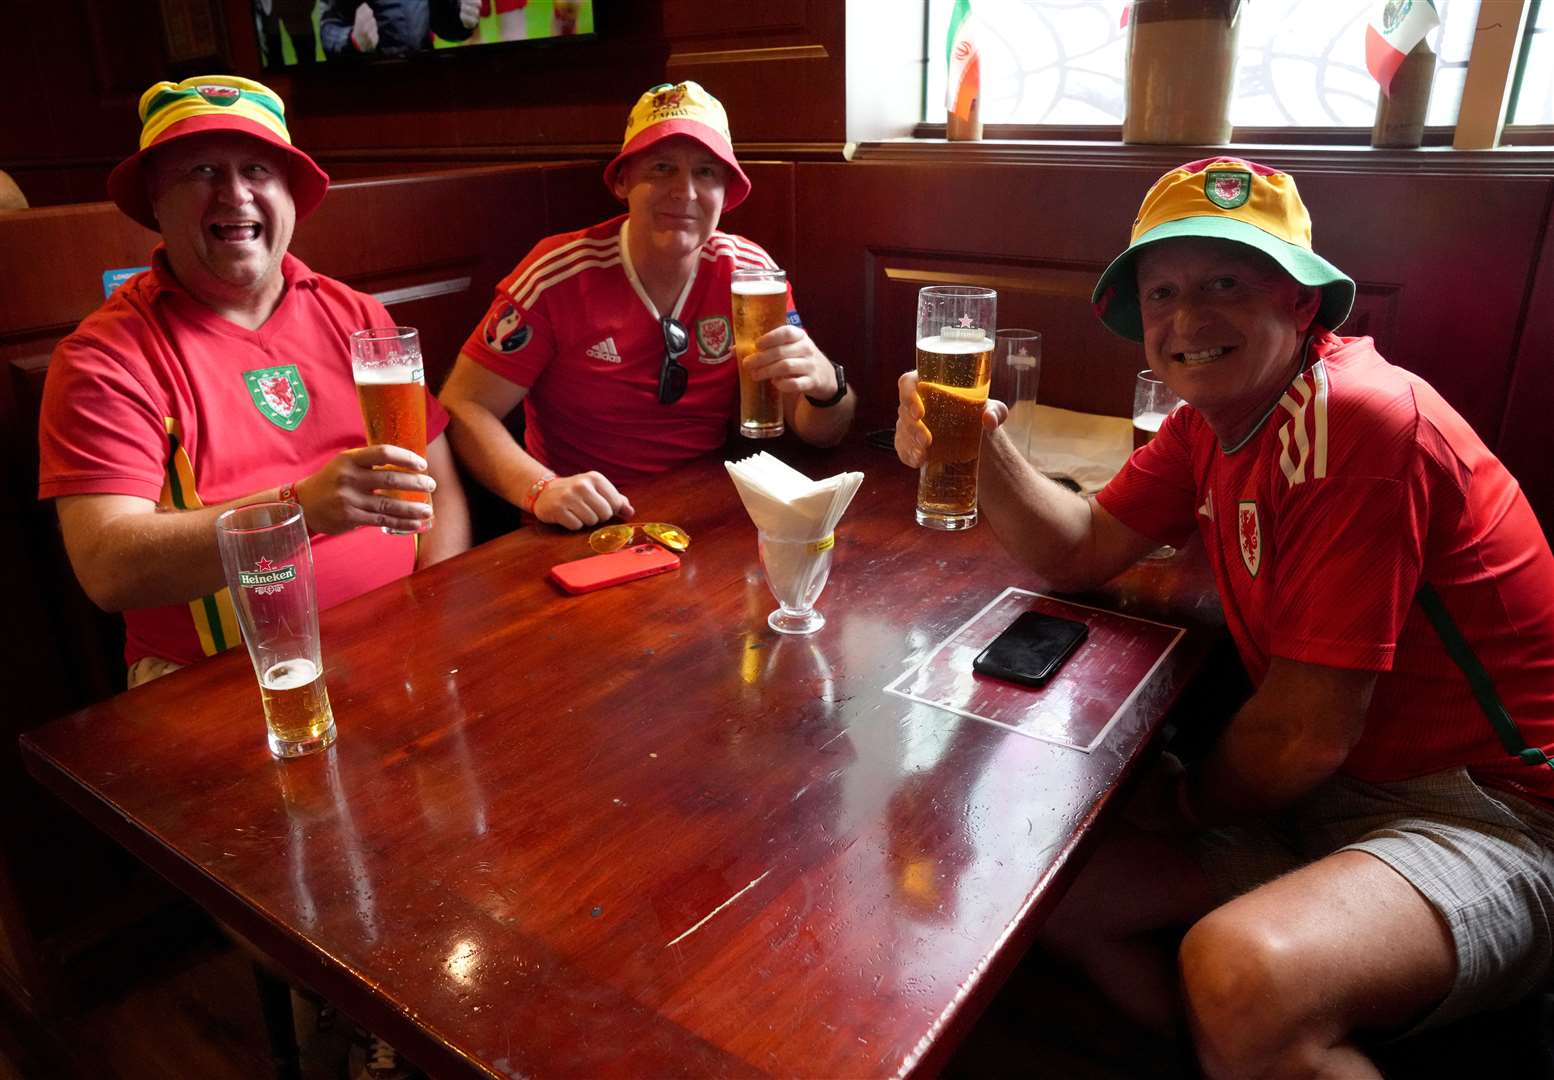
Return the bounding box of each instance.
[1090,216,1356,342]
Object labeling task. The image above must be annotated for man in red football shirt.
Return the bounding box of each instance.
[39,75,470,687]
[440,81,854,530]
[895,158,1554,1077]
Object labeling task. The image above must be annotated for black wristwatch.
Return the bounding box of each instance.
[805,361,847,408]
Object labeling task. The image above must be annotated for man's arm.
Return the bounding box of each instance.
[1191,658,1376,820]
[895,370,1154,590]
[439,353,633,529]
[57,443,434,612]
[416,432,471,567]
[749,325,855,447]
[1130,658,1377,831]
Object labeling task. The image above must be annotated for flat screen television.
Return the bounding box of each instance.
[252,0,594,68]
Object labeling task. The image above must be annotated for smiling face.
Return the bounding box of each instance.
[611,135,729,264]
[1135,236,1321,445]
[146,132,296,315]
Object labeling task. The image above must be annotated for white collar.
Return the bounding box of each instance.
[619,219,699,321]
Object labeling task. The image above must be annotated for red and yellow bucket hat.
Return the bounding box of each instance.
[1091,157,1355,342]
[602,81,752,211]
[107,75,330,231]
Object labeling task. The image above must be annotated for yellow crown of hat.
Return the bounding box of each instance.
[1130,159,1312,249]
[137,75,293,150]
[1091,157,1355,342]
[620,80,731,150]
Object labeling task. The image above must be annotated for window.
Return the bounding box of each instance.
[1511,0,1552,124]
[924,0,1506,130]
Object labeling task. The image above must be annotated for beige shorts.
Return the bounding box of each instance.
[1194,767,1554,1033]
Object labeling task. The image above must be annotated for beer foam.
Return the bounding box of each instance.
[353,362,422,385]
[262,657,319,690]
[917,334,994,354]
[1134,411,1168,433]
[731,279,787,296]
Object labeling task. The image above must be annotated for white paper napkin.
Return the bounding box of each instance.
[725,452,863,540]
[1019,404,1133,494]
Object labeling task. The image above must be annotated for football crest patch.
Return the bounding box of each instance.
[244,365,309,431]
[1237,499,1261,578]
[484,303,531,353]
[1205,169,1252,210]
[696,315,732,363]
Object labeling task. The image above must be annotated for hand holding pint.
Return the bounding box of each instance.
[914,286,996,530]
[350,326,430,535]
[732,268,788,439]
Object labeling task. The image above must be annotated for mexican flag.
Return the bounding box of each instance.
[945,0,980,122]
[1365,0,1439,96]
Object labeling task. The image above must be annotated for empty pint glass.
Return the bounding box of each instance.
[350,326,428,535]
[915,286,996,530]
[732,268,788,439]
[215,502,336,758]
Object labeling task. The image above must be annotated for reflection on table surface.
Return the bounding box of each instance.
[21,437,1226,1079]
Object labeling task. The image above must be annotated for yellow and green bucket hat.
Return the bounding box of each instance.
[1091,157,1355,342]
[107,75,330,231]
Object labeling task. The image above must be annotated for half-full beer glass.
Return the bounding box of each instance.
[1133,370,1183,559]
[731,268,787,439]
[915,286,996,530]
[350,326,428,535]
[215,502,336,758]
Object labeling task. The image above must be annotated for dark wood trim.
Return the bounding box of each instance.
[913,122,1554,147]
[305,142,851,170]
[855,138,1554,175]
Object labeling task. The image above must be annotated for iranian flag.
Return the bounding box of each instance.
[1365,0,1439,97]
[945,0,980,122]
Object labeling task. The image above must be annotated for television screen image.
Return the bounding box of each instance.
[253,0,594,68]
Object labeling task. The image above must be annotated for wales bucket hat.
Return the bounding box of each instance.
[602,81,751,211]
[107,75,330,232]
[1091,157,1355,342]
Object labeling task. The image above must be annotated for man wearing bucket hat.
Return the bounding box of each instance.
[897,157,1554,1074]
[38,71,467,1080]
[440,81,853,529]
[39,76,469,684]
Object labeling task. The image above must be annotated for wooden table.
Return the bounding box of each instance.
[21,438,1226,1078]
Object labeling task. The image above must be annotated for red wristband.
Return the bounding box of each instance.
[522,473,556,514]
[278,480,300,504]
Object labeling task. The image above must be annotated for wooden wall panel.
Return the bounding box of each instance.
[1495,186,1554,534]
[292,164,557,386]
[223,0,846,174]
[1,2,849,209]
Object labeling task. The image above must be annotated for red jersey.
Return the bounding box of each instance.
[459,214,795,486]
[1099,333,1554,800]
[38,248,450,667]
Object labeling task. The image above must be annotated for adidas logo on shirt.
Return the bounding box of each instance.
[586,337,623,364]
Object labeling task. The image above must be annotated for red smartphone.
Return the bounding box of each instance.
[549,543,681,594]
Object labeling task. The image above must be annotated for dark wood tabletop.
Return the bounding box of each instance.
[21,436,1226,1079]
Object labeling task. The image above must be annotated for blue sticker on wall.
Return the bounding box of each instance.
[102,267,149,297]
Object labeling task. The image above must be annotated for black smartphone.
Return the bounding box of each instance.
[972,611,1089,688]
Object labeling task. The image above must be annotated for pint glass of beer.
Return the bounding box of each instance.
[915,286,996,530]
[350,326,429,535]
[731,268,788,439]
[215,502,337,759]
[1132,369,1182,451]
